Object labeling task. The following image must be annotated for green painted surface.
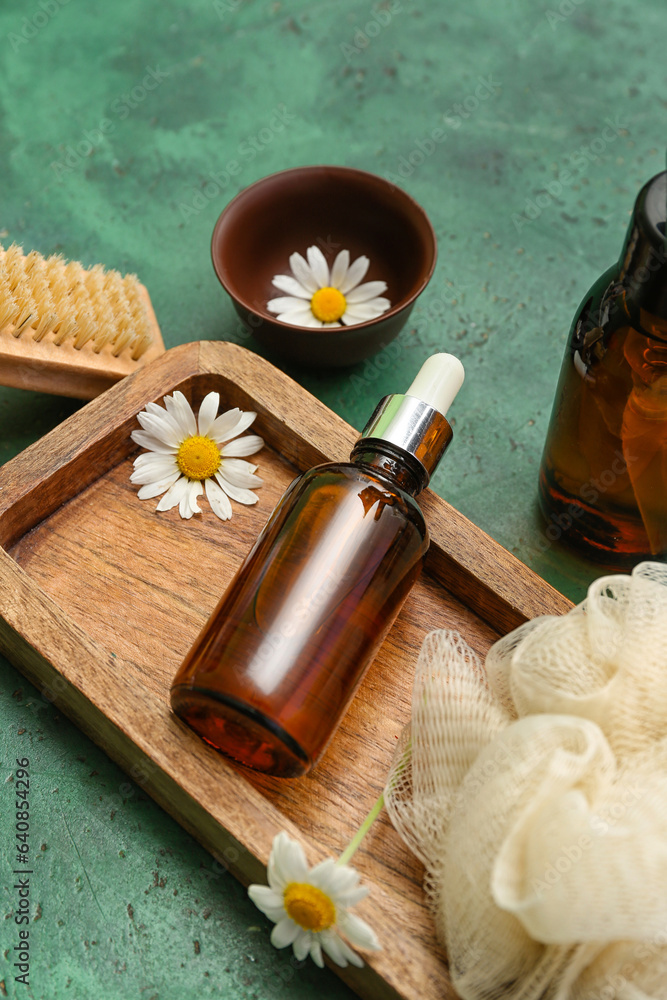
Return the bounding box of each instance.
[0,0,664,996]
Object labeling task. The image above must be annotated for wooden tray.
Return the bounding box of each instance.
[0,342,571,1000]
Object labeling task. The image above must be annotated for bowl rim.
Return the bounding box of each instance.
[210,164,438,336]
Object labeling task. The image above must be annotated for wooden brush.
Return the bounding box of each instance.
[0,244,165,399]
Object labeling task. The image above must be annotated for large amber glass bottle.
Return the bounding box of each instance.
[170,354,464,777]
[539,171,667,566]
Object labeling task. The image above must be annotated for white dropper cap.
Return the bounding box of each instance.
[358,352,465,484]
[406,353,465,418]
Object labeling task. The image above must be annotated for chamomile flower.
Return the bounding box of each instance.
[130,390,264,521]
[248,831,381,969]
[267,245,391,328]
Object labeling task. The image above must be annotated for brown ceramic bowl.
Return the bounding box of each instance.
[211,165,437,367]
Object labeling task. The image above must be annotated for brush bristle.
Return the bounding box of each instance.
[0,244,154,360]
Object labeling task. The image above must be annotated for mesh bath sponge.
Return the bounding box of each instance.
[384,562,667,1000]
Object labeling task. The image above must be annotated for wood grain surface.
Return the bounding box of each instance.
[0,341,572,1000]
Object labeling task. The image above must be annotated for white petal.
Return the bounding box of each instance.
[292,932,311,961]
[335,885,370,907]
[247,884,284,916]
[319,931,350,968]
[131,465,177,486]
[197,392,220,436]
[131,455,178,481]
[269,832,309,888]
[133,450,177,468]
[340,312,368,326]
[345,281,388,304]
[338,911,381,951]
[131,455,177,476]
[218,463,263,489]
[144,401,170,419]
[267,831,290,889]
[131,429,177,454]
[267,296,311,315]
[271,273,312,299]
[136,473,181,499]
[278,309,320,327]
[222,458,258,475]
[163,391,197,437]
[289,252,319,293]
[271,918,301,949]
[339,255,370,294]
[310,858,358,896]
[215,473,259,505]
[331,249,350,288]
[221,434,264,458]
[156,476,189,512]
[267,852,286,890]
[309,939,324,968]
[204,478,232,520]
[283,837,310,882]
[189,480,204,515]
[136,410,183,448]
[341,299,391,324]
[210,410,257,445]
[143,403,187,442]
[179,480,202,519]
[306,245,330,287]
[205,407,241,443]
[360,297,391,315]
[336,936,365,967]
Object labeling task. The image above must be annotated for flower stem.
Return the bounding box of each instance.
[337,792,384,866]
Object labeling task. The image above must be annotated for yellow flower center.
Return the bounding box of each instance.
[283,883,336,932]
[176,435,221,481]
[310,287,346,323]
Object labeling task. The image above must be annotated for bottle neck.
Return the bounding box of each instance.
[574,172,667,359]
[350,441,427,496]
[356,394,454,488]
[617,170,666,322]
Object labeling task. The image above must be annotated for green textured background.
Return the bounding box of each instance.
[0,0,664,997]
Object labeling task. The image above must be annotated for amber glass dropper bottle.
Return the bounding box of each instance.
[170,354,465,778]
